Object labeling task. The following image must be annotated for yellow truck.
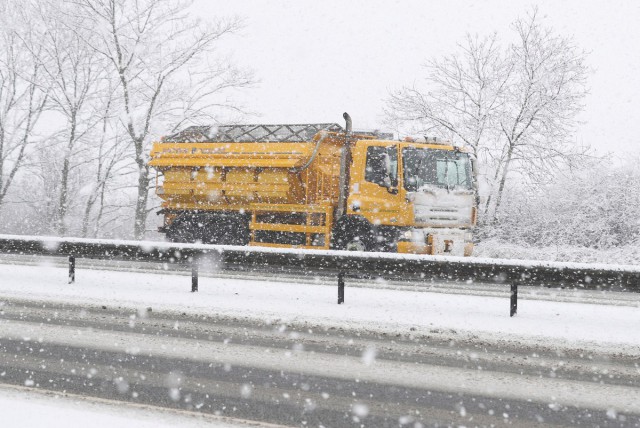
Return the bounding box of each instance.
[149,113,477,255]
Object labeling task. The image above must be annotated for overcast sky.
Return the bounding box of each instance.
[193,0,640,155]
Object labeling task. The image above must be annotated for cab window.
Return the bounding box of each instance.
[365,146,398,187]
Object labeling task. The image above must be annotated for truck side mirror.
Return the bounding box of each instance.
[405,177,418,192]
[382,167,398,195]
[382,150,398,189]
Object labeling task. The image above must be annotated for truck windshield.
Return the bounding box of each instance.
[402,148,472,191]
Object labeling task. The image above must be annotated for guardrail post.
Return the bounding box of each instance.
[510,282,518,317]
[191,256,199,292]
[338,271,345,304]
[68,255,75,284]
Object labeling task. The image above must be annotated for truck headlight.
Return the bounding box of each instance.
[401,230,413,240]
[464,232,473,242]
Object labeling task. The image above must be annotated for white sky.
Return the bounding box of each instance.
[193,0,640,155]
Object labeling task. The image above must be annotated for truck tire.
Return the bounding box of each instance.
[200,213,250,245]
[166,212,205,243]
[166,212,249,245]
[333,219,375,251]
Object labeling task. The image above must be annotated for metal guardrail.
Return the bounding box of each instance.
[1,234,639,317]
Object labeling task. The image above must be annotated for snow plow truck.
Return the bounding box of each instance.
[148,113,477,255]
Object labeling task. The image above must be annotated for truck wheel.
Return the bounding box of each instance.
[166,219,198,243]
[333,222,374,251]
[201,214,250,245]
[345,237,369,251]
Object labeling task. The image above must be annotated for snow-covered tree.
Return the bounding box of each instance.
[71,0,253,239]
[19,1,109,235]
[0,3,49,211]
[385,8,590,223]
[487,157,640,248]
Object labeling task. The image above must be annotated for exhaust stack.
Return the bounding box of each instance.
[343,112,352,135]
[336,112,353,220]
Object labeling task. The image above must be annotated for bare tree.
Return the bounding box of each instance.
[488,9,589,220]
[79,79,134,238]
[25,3,108,235]
[0,11,49,210]
[385,9,589,223]
[14,143,61,234]
[71,0,253,239]
[386,33,509,161]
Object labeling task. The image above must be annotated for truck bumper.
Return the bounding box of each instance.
[397,241,474,256]
[397,228,474,256]
[397,241,433,254]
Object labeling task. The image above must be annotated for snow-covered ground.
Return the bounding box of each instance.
[0,385,274,427]
[3,258,640,425]
[475,238,640,265]
[1,260,639,356]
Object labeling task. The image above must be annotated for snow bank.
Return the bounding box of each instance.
[1,262,639,356]
[476,238,640,265]
[0,386,267,427]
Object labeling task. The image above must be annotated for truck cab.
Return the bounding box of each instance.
[335,139,476,256]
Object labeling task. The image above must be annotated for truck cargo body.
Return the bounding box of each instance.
[149,121,476,255]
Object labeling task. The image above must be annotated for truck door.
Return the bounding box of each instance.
[350,145,403,225]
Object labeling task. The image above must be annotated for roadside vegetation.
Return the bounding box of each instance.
[385,8,638,263]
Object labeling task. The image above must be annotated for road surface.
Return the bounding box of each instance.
[1,296,639,427]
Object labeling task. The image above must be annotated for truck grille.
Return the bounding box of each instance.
[415,206,470,226]
[411,190,474,227]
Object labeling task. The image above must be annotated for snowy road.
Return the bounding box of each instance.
[4,254,640,308]
[1,296,640,426]
[2,260,640,426]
